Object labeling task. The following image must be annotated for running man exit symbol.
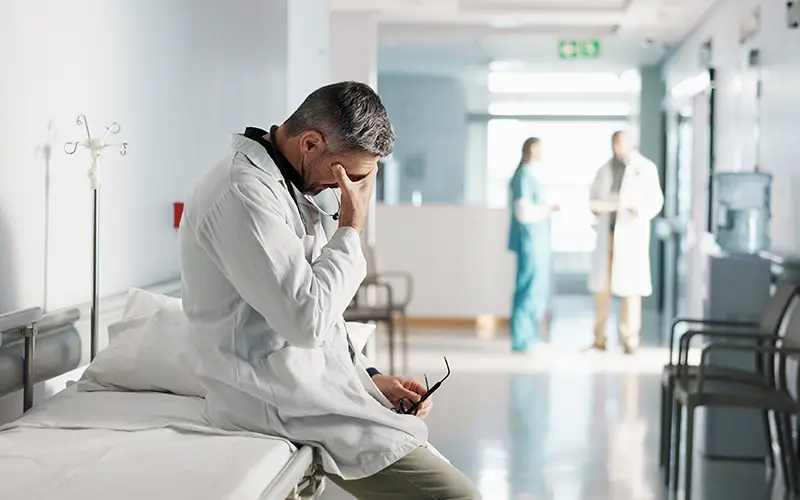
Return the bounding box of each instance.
[558,39,601,60]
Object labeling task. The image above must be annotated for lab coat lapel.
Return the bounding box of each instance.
[231,134,306,237]
[618,154,644,208]
[230,134,276,176]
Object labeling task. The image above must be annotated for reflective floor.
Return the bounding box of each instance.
[323,296,791,500]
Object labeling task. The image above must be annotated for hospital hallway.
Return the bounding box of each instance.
[324,296,789,500]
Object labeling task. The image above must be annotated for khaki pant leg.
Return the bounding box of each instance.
[327,447,481,500]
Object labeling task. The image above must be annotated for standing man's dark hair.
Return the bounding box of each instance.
[283,81,395,157]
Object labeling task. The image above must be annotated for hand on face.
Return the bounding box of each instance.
[371,374,433,419]
[334,163,378,233]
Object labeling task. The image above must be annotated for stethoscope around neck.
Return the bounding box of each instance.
[305,189,341,221]
[249,125,342,222]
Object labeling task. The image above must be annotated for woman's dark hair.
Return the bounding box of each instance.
[518,137,541,167]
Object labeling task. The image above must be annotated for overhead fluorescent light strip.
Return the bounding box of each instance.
[489,101,632,116]
[670,71,711,99]
[488,72,640,94]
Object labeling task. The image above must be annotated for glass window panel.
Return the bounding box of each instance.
[487,119,628,253]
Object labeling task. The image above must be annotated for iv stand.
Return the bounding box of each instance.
[64,115,128,361]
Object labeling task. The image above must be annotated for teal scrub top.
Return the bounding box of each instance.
[508,164,551,255]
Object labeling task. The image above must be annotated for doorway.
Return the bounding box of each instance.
[661,78,714,334]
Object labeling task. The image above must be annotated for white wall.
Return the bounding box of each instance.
[0,0,336,418]
[663,0,800,251]
[0,0,287,315]
[288,0,332,112]
[331,11,378,87]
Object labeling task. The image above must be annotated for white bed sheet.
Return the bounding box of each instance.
[0,388,298,500]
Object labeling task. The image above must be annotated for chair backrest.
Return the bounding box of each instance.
[362,243,380,278]
[759,282,800,333]
[774,295,800,396]
[781,295,800,349]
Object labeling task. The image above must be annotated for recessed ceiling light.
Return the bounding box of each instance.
[488,18,524,29]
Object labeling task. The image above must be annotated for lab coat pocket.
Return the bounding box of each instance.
[259,347,326,400]
[354,352,394,409]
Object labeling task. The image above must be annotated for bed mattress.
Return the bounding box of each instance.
[0,388,298,500]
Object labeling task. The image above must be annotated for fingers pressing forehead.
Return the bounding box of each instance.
[336,153,380,181]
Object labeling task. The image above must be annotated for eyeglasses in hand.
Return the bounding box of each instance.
[393,357,450,416]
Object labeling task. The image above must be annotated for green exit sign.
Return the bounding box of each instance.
[558,39,601,60]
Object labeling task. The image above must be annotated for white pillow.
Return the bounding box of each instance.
[78,289,206,398]
[122,288,182,322]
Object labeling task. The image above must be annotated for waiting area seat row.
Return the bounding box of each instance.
[661,283,800,500]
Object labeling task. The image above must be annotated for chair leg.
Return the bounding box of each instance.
[662,378,675,474]
[671,401,683,493]
[684,406,696,500]
[401,309,409,372]
[764,410,777,470]
[775,411,791,491]
[659,381,667,468]
[664,380,675,486]
[780,413,799,492]
[387,317,396,375]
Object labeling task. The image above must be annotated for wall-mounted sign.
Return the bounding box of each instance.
[788,0,800,29]
[558,39,601,60]
[700,40,713,68]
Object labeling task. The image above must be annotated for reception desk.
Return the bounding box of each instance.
[375,204,516,319]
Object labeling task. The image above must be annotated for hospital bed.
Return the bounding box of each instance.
[0,387,324,500]
[0,294,334,500]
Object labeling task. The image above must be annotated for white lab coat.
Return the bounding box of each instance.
[179,135,428,480]
[588,152,664,297]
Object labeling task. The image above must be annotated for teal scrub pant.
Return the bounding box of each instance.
[510,248,550,352]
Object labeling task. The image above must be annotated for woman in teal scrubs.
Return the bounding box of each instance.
[508,137,557,353]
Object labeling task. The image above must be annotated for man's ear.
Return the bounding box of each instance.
[299,131,324,155]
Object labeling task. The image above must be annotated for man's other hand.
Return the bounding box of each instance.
[372,374,433,419]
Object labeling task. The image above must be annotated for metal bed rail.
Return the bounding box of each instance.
[0,307,43,412]
[260,445,326,500]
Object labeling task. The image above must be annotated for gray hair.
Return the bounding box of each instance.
[283,81,395,157]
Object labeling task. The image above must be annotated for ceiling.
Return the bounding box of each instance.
[333,0,721,74]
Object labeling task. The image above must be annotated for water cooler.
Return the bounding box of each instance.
[703,172,773,459]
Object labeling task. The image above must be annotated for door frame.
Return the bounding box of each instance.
[660,66,716,340]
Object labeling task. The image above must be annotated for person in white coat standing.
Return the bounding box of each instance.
[179,82,480,499]
[587,131,663,354]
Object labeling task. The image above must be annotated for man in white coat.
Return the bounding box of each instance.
[587,131,663,354]
[179,82,480,499]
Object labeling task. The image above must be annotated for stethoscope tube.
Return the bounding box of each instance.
[307,189,341,221]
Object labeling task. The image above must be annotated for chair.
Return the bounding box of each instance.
[669,306,800,499]
[344,245,414,374]
[659,282,800,479]
[344,281,396,372]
